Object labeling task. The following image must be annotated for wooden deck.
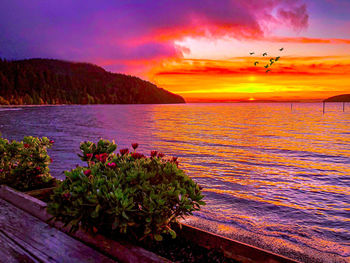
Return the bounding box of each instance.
[0,186,169,263]
[0,198,117,263]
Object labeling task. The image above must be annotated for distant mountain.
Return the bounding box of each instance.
[324,94,350,102]
[0,58,185,105]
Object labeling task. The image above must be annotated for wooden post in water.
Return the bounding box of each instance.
[290,103,293,111]
[343,102,345,112]
[323,101,325,114]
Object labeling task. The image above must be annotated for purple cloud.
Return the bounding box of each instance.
[0,0,309,74]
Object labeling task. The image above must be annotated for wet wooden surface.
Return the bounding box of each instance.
[0,185,169,263]
[0,198,117,263]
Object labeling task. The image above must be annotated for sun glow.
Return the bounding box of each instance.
[150,54,350,102]
[249,76,256,81]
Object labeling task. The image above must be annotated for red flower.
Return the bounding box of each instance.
[49,140,54,144]
[63,192,71,200]
[0,169,4,173]
[23,144,30,148]
[50,158,53,163]
[100,153,108,162]
[35,166,41,171]
[131,143,139,150]
[131,152,144,159]
[172,156,178,162]
[119,148,129,156]
[84,169,91,176]
[107,162,117,168]
[95,153,108,163]
[157,152,165,158]
[150,150,157,158]
[86,153,93,159]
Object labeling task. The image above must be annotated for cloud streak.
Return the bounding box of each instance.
[152,56,350,78]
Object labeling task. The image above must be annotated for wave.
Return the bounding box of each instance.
[0,107,23,111]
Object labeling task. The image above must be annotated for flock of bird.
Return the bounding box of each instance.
[249,48,284,73]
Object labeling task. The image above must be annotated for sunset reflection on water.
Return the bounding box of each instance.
[0,103,349,262]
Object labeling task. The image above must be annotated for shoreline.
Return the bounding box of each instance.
[182,215,348,263]
[1,101,348,108]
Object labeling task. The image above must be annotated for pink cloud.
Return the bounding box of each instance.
[0,0,310,75]
[277,4,309,30]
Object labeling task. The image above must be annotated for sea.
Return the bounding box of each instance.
[0,103,349,262]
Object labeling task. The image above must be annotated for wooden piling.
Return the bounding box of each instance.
[323,102,325,114]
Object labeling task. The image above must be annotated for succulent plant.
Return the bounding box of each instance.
[0,135,55,191]
[48,139,205,241]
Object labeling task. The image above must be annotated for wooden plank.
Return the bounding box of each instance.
[0,185,170,263]
[0,230,39,263]
[25,187,55,202]
[0,198,116,263]
[176,223,299,263]
[0,185,49,221]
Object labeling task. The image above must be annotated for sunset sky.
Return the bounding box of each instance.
[1,0,350,101]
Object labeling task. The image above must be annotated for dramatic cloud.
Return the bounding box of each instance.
[150,56,350,101]
[0,0,309,73]
[277,4,309,30]
[152,56,350,77]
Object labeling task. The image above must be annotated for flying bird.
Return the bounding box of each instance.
[275,56,280,61]
[279,48,284,51]
[266,69,271,73]
[262,52,267,56]
[249,52,255,55]
[264,64,269,68]
[254,61,259,66]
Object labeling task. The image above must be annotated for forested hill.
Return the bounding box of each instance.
[324,94,350,102]
[0,58,185,105]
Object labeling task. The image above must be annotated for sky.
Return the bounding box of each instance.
[0,0,350,102]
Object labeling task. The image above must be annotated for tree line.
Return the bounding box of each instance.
[0,58,184,105]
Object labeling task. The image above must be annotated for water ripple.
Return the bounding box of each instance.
[0,103,349,262]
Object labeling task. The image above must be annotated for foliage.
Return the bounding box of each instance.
[47,139,205,241]
[0,58,185,105]
[0,135,55,191]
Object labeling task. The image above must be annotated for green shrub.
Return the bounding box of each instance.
[0,136,55,191]
[48,139,205,241]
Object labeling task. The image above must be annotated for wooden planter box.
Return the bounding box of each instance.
[0,185,298,263]
[25,186,56,202]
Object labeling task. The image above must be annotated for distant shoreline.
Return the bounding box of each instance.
[0,103,186,107]
[0,100,343,108]
[324,94,350,102]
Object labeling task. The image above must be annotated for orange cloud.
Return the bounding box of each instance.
[149,56,350,102]
[268,36,350,44]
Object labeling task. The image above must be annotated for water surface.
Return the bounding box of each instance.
[1,103,349,262]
